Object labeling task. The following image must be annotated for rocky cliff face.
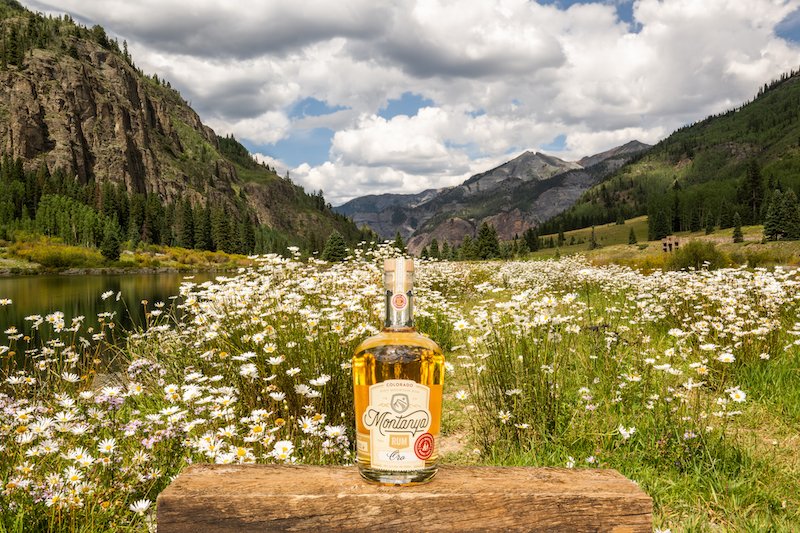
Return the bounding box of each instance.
[0,39,241,208]
[335,188,445,238]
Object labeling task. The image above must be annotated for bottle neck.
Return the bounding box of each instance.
[384,289,414,329]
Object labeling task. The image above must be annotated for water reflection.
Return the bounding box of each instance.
[0,272,219,338]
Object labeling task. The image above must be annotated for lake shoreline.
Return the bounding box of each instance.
[0,265,242,277]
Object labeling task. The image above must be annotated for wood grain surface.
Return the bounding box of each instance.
[157,464,652,532]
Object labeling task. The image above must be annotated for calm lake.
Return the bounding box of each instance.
[0,272,219,339]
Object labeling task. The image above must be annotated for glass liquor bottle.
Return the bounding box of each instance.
[352,257,445,485]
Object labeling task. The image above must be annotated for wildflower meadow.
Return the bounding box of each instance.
[1,245,799,531]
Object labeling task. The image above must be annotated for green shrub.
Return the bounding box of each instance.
[9,239,103,268]
[667,240,730,271]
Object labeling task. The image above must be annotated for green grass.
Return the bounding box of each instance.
[529,215,800,270]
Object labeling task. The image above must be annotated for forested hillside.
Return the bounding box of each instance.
[541,70,800,241]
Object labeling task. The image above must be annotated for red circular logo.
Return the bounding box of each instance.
[391,293,407,310]
[414,433,434,460]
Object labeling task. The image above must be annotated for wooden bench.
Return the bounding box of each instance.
[157,464,652,532]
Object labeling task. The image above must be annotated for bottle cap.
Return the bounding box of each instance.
[383,258,414,293]
[383,258,415,272]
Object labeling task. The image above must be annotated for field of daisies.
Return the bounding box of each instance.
[1,245,799,531]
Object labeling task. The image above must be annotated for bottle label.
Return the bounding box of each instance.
[362,379,432,470]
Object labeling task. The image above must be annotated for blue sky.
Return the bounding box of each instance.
[248,92,438,167]
[23,0,800,204]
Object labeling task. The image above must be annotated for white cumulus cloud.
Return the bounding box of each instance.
[20,0,800,204]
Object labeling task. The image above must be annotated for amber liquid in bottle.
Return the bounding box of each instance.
[352,258,445,485]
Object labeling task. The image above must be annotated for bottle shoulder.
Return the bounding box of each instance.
[354,328,443,355]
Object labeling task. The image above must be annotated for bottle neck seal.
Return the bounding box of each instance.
[385,288,413,328]
[384,257,414,328]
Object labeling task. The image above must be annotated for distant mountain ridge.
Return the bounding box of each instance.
[336,141,651,252]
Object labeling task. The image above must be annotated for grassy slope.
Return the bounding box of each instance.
[529,215,800,269]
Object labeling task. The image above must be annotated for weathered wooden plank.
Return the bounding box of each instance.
[157,464,652,532]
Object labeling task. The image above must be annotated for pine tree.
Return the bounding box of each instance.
[241,218,256,254]
[393,231,406,254]
[588,225,599,250]
[100,217,122,261]
[763,190,782,240]
[194,205,212,250]
[628,226,637,245]
[179,200,194,249]
[704,211,715,235]
[718,203,733,229]
[460,235,476,260]
[740,160,765,224]
[476,222,500,259]
[441,240,450,260]
[671,194,681,233]
[732,212,744,243]
[211,207,230,251]
[689,208,702,232]
[523,227,539,251]
[429,238,440,259]
[321,230,348,261]
[781,189,800,239]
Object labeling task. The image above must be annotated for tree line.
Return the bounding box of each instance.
[0,155,355,260]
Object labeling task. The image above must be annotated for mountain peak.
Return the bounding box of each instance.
[578,140,652,168]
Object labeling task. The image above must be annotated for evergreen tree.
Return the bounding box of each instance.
[194,205,212,250]
[557,226,565,247]
[476,222,500,259]
[420,246,429,259]
[393,231,406,254]
[429,238,440,259]
[718,203,733,229]
[704,211,715,235]
[178,200,194,249]
[740,159,765,223]
[780,189,800,239]
[100,217,122,261]
[763,190,782,240]
[648,209,671,240]
[628,226,637,245]
[516,235,529,254]
[671,194,681,233]
[241,218,256,254]
[523,227,539,251]
[588,225,599,250]
[732,212,744,243]
[321,230,348,261]
[441,240,450,260]
[460,235,476,260]
[689,208,702,233]
[211,207,230,251]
